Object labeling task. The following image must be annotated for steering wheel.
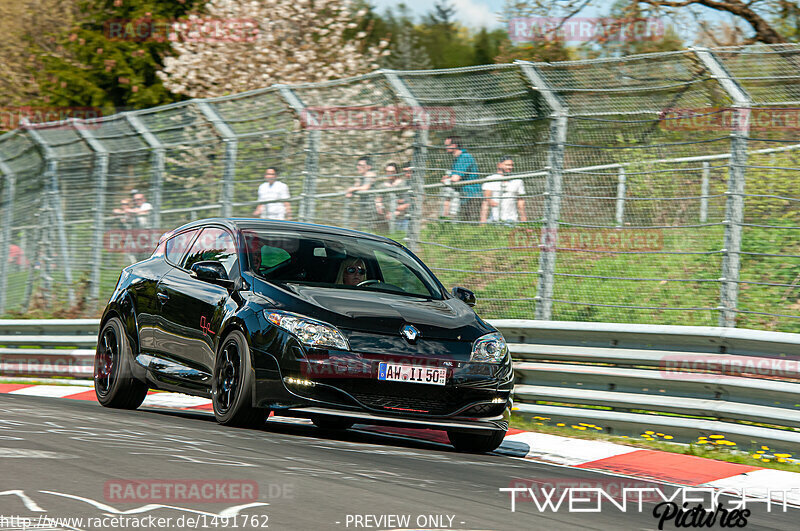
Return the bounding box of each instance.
[356,279,381,287]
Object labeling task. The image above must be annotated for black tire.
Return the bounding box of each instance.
[94,317,148,409]
[447,429,506,453]
[311,416,354,431]
[212,330,265,428]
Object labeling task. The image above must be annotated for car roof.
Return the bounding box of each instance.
[170,218,403,247]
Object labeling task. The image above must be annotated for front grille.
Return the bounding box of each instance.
[460,402,506,417]
[352,393,448,415]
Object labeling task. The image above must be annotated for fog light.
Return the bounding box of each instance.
[284,377,315,387]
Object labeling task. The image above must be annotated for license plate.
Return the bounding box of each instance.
[378,363,447,386]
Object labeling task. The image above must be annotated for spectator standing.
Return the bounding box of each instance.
[481,156,527,224]
[346,156,376,198]
[442,136,480,221]
[113,197,133,228]
[345,156,377,227]
[253,167,291,220]
[375,162,411,233]
[130,190,153,228]
[391,162,413,232]
[374,162,398,233]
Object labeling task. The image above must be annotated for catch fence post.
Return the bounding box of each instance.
[74,120,109,305]
[693,47,751,328]
[615,166,626,227]
[125,113,164,228]
[383,70,428,252]
[0,160,16,314]
[700,161,710,223]
[197,101,238,217]
[518,61,568,321]
[23,125,75,305]
[278,86,319,223]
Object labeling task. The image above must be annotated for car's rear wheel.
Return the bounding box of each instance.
[447,429,506,453]
[311,416,354,431]
[212,330,265,428]
[94,317,148,409]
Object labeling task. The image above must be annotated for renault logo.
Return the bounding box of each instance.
[401,324,420,344]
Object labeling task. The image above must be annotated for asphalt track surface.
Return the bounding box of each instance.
[0,394,797,531]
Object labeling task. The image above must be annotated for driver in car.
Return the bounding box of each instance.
[336,257,368,286]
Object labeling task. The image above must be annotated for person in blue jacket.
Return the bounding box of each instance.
[442,136,481,221]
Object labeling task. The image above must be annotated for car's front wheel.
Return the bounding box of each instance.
[212,330,265,428]
[447,429,506,453]
[94,317,148,409]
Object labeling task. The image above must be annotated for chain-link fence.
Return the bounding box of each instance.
[1,44,799,332]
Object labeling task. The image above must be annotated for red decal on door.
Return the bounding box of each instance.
[200,315,215,336]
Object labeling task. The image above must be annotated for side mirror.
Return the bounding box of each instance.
[452,286,476,307]
[191,261,234,289]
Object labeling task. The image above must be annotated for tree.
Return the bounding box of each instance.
[159,0,389,98]
[33,0,204,113]
[636,0,793,44]
[418,1,476,68]
[473,29,494,65]
[428,0,457,35]
[0,0,79,108]
[383,23,433,70]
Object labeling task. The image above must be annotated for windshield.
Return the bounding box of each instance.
[242,229,443,299]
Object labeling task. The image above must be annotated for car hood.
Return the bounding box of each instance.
[258,281,492,342]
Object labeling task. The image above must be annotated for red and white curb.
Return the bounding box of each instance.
[2,382,799,505]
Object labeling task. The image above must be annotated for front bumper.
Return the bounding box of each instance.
[281,406,510,432]
[251,342,513,431]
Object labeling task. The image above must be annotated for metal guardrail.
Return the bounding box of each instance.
[492,320,800,453]
[2,319,800,452]
[0,319,97,378]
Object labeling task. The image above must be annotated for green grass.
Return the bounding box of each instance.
[416,221,800,332]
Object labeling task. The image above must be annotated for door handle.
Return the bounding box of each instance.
[157,292,169,304]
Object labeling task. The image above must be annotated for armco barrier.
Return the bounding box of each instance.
[0,319,97,378]
[2,319,799,452]
[493,320,800,453]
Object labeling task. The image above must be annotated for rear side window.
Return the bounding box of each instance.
[183,227,238,277]
[165,230,198,264]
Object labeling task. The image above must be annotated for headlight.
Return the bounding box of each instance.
[471,332,508,363]
[265,310,349,351]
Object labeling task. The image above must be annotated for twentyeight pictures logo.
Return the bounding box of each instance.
[500,485,796,529]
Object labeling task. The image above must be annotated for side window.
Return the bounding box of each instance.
[165,230,198,264]
[183,228,238,277]
[243,231,298,276]
[374,250,428,296]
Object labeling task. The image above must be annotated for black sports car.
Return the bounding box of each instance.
[95,219,513,452]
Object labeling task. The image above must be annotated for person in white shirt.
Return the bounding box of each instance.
[130,190,153,228]
[481,156,527,224]
[253,167,291,220]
